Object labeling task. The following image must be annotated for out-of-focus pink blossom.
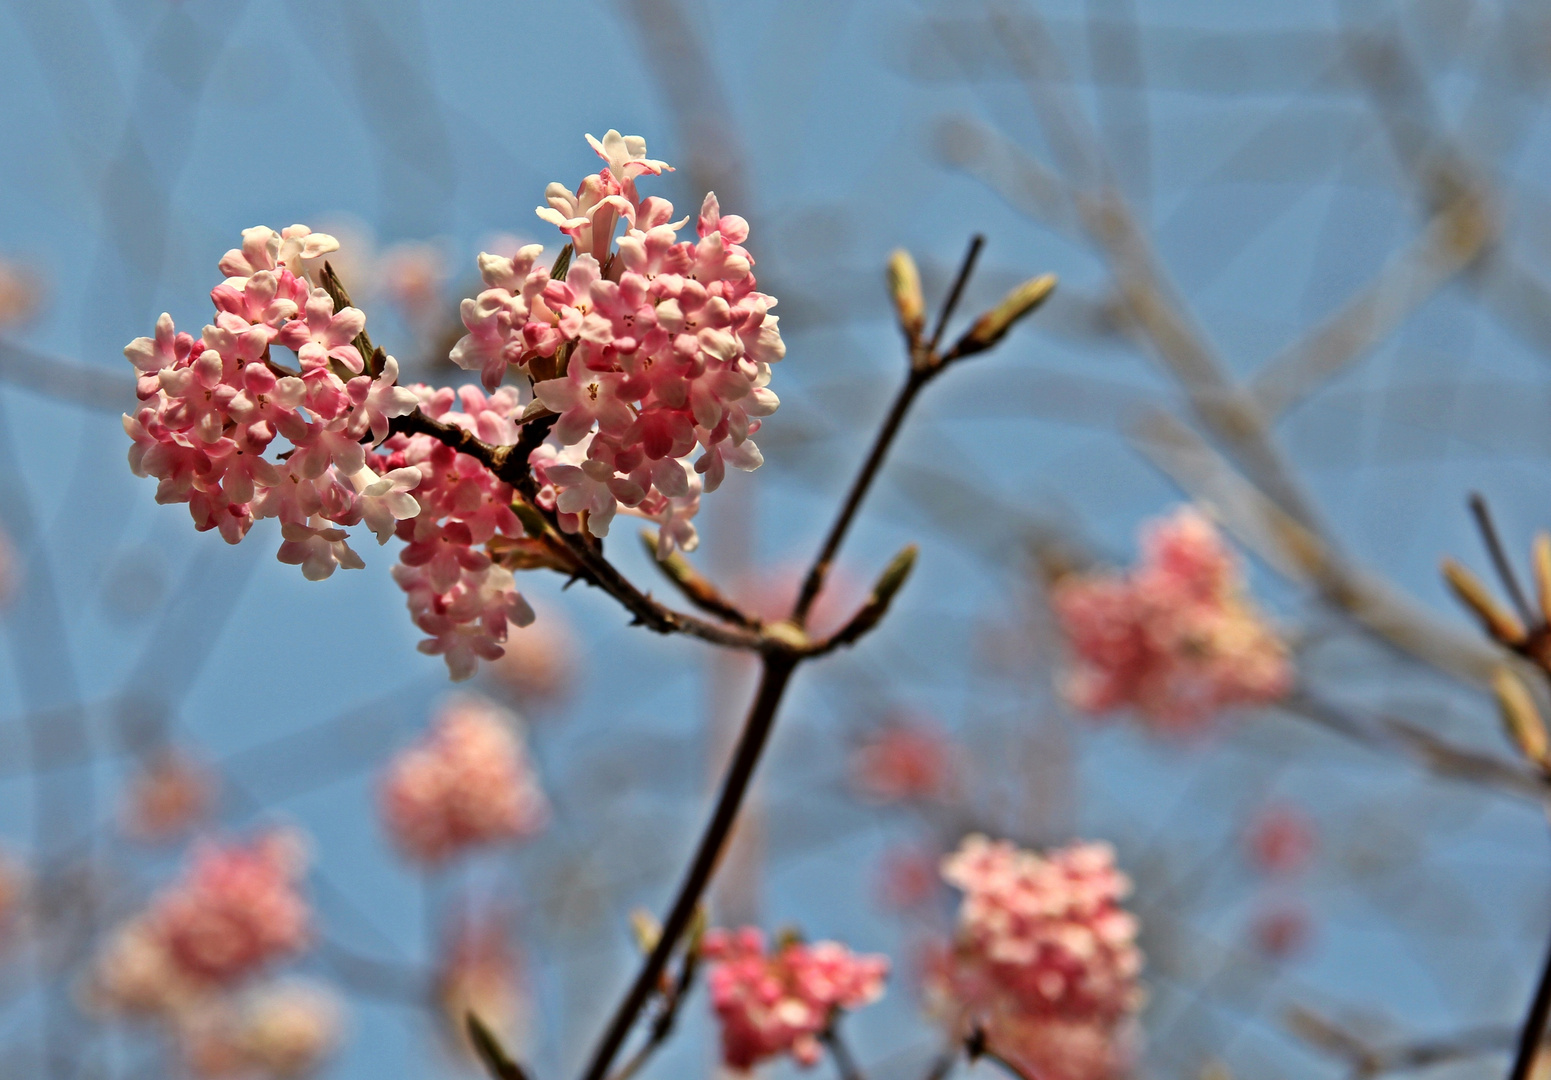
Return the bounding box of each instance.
[702,926,888,1072]
[486,601,575,706]
[1251,901,1313,960]
[0,256,45,328]
[379,695,549,865]
[1052,506,1292,734]
[925,835,1143,1080]
[122,750,216,842]
[148,832,311,989]
[849,719,953,804]
[437,911,528,1063]
[1246,803,1316,879]
[178,980,345,1078]
[379,241,449,332]
[875,846,941,912]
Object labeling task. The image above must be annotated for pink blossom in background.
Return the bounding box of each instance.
[179,980,345,1078]
[90,832,311,1021]
[0,256,44,328]
[90,918,206,1017]
[849,718,954,804]
[1251,901,1313,960]
[122,750,217,842]
[378,241,449,333]
[379,694,549,864]
[1051,506,1292,734]
[702,926,888,1072]
[925,835,1143,1080]
[486,600,576,706]
[1245,803,1316,879]
[436,911,529,1063]
[150,832,311,989]
[0,849,25,947]
[875,846,942,912]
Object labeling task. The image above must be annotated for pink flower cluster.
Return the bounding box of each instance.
[927,835,1143,1080]
[1245,803,1317,960]
[123,225,423,567]
[437,910,529,1063]
[92,832,311,1016]
[179,980,345,1079]
[122,750,216,842]
[377,385,537,678]
[378,694,549,865]
[849,718,954,804]
[450,130,783,552]
[702,927,888,1072]
[1051,506,1292,734]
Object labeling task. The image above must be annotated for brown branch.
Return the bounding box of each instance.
[822,1016,869,1080]
[577,652,799,1080]
[387,409,765,652]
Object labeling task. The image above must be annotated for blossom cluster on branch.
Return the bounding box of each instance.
[702,926,889,1072]
[121,131,782,679]
[926,835,1143,1080]
[1051,506,1293,733]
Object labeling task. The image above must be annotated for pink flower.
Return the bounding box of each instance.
[121,227,423,584]
[486,600,575,705]
[925,835,1144,1080]
[177,980,345,1079]
[218,225,339,285]
[702,927,888,1072]
[122,750,216,842]
[533,359,635,444]
[1251,901,1313,960]
[1052,506,1292,734]
[378,694,549,864]
[280,288,366,374]
[848,719,954,804]
[1245,803,1316,879]
[437,910,529,1063]
[147,832,312,988]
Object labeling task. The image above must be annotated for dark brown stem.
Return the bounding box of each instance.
[822,1017,868,1080]
[1471,492,1537,629]
[577,653,798,1080]
[606,940,702,1080]
[1508,928,1551,1080]
[790,370,931,627]
[927,235,986,356]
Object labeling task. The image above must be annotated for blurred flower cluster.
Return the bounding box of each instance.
[1052,506,1292,733]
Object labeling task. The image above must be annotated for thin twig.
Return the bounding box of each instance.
[1471,493,1538,629]
[1508,930,1551,1080]
[927,235,987,357]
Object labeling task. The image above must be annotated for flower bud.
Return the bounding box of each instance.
[629,908,661,954]
[953,273,1057,357]
[1441,558,1525,644]
[1492,664,1550,768]
[886,250,925,339]
[828,545,918,648]
[1534,532,1551,627]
